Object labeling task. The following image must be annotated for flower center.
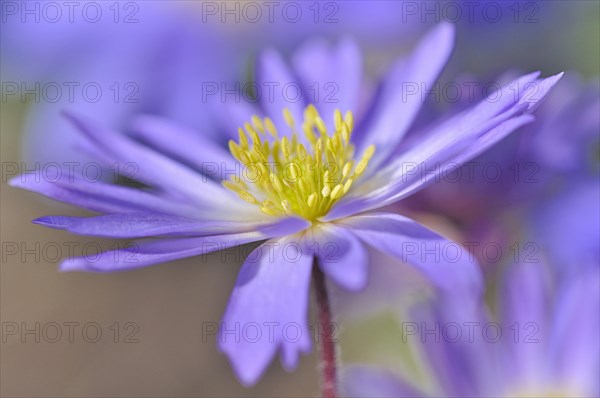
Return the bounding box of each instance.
[223,105,375,221]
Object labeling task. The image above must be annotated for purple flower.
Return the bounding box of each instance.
[342,260,600,397]
[10,23,562,385]
[2,1,240,167]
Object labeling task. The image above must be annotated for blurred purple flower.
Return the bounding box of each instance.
[342,260,600,397]
[2,0,425,168]
[1,1,244,166]
[10,23,562,385]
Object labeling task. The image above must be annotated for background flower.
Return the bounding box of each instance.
[341,259,600,397]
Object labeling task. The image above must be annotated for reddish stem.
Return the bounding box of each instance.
[313,260,338,398]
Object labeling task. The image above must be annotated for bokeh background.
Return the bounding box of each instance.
[1,1,598,396]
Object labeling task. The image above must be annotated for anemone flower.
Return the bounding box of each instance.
[10,22,562,389]
[342,260,600,398]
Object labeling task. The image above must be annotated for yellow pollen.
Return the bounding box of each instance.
[223,105,376,221]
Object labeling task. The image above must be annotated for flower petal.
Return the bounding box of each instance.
[35,212,309,239]
[383,113,536,203]
[292,37,362,129]
[339,212,483,298]
[257,48,304,133]
[311,223,369,291]
[215,100,260,142]
[9,173,199,216]
[129,114,235,174]
[550,269,600,394]
[33,213,250,238]
[59,231,264,272]
[340,109,530,217]
[498,261,552,385]
[63,111,256,218]
[355,22,455,169]
[326,72,563,221]
[219,238,313,386]
[406,298,495,396]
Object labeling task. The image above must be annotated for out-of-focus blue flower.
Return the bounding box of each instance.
[256,0,425,48]
[2,0,425,167]
[10,23,562,385]
[342,259,600,397]
[1,1,242,165]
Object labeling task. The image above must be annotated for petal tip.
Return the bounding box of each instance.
[429,21,455,46]
[32,216,53,226]
[32,215,71,229]
[546,71,565,85]
[7,177,22,188]
[58,259,88,272]
[218,346,264,387]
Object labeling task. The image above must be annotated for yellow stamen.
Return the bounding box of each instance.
[264,117,278,137]
[334,109,343,131]
[344,111,354,131]
[330,184,344,199]
[271,174,284,192]
[251,115,264,133]
[222,105,376,221]
[283,108,295,129]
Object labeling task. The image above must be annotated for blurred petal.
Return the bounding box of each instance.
[257,48,304,133]
[292,37,362,129]
[498,261,552,385]
[129,114,235,173]
[551,269,600,394]
[342,366,425,398]
[215,101,260,143]
[532,179,600,275]
[406,298,497,397]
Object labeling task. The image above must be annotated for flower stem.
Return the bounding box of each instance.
[312,260,338,398]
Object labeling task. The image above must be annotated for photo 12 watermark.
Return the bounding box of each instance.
[401,321,540,344]
[1,1,140,24]
[200,1,340,24]
[2,81,140,104]
[1,321,140,343]
[202,321,338,344]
